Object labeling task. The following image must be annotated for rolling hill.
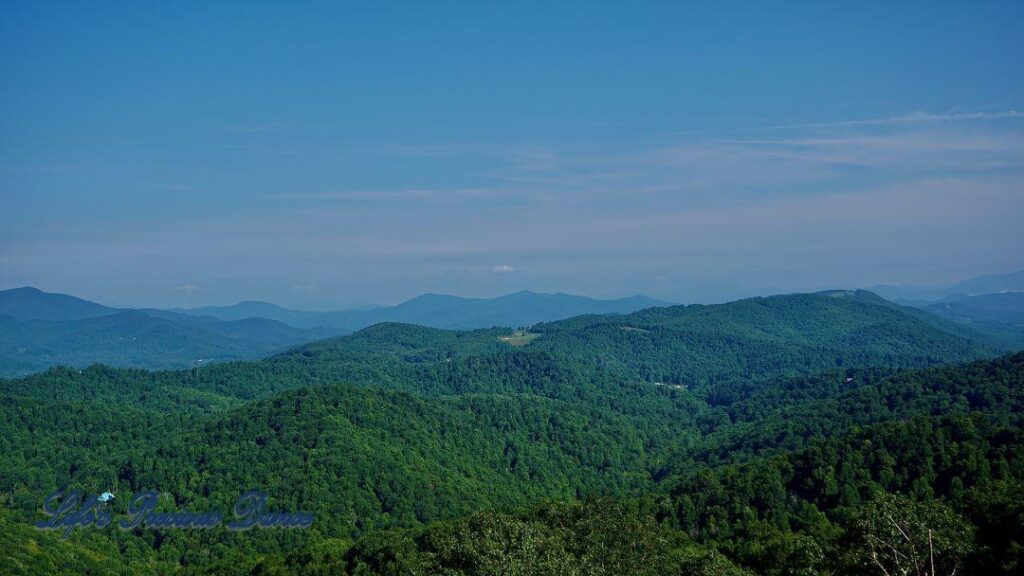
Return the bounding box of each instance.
[3,289,998,407]
[1,324,1021,575]
[527,290,997,388]
[0,288,345,377]
[0,287,1018,575]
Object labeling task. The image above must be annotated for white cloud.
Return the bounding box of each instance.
[174,284,200,293]
[492,264,515,274]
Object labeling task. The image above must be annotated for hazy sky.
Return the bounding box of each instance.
[2,1,1023,308]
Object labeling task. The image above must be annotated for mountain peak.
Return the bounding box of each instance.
[3,286,44,294]
[0,286,117,321]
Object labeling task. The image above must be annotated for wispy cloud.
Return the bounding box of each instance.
[7,107,1023,303]
[697,133,1024,172]
[765,110,1024,131]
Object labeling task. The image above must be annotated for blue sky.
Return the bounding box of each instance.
[2,1,1023,307]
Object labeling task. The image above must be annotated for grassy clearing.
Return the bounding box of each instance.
[498,331,541,346]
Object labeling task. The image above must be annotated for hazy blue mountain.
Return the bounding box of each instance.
[171,300,332,328]
[869,269,1024,303]
[354,290,671,330]
[923,292,1024,349]
[0,293,345,377]
[869,283,951,303]
[0,287,669,377]
[927,291,1024,323]
[139,308,344,344]
[948,269,1024,295]
[176,290,672,330]
[0,286,118,320]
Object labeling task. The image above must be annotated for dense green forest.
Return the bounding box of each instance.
[1,292,1021,575]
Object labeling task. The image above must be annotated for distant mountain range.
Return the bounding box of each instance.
[174,290,671,331]
[0,287,670,377]
[864,269,1024,349]
[926,291,1024,323]
[3,275,1021,378]
[921,292,1024,349]
[870,269,1024,303]
[0,285,116,321]
[0,287,344,377]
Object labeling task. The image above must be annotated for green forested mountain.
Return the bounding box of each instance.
[239,353,1024,576]
[529,290,996,387]
[0,291,1021,575]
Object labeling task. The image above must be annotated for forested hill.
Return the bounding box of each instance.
[527,289,997,386]
[0,290,1020,575]
[2,287,1000,381]
[0,290,998,415]
[1,347,1022,574]
[242,289,1002,398]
